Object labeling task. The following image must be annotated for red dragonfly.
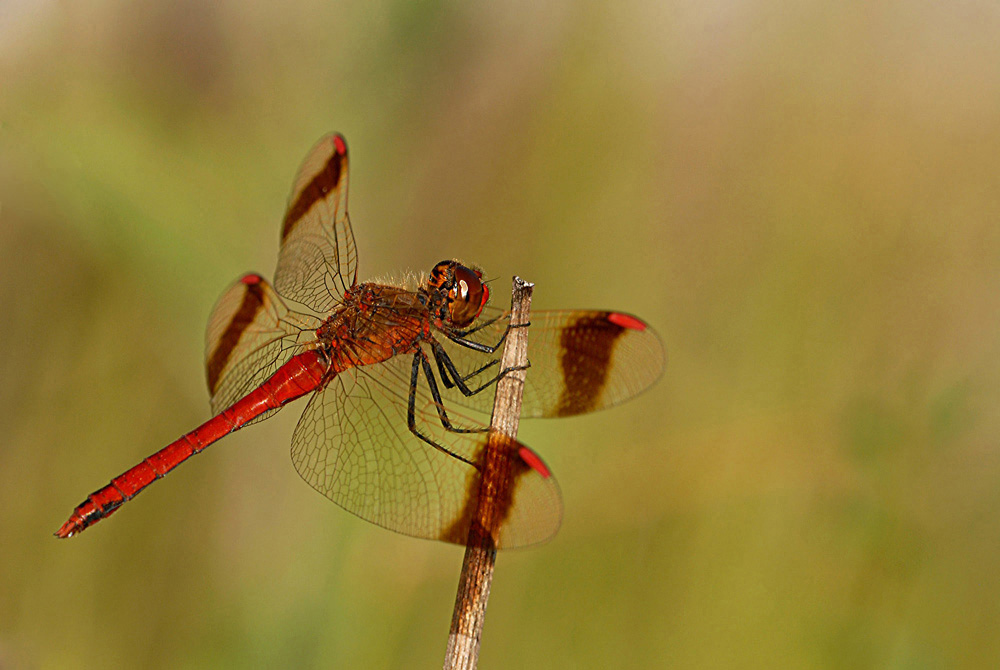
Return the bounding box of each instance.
[56,134,664,548]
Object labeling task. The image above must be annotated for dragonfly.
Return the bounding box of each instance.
[56,134,664,548]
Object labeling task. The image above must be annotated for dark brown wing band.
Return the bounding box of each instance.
[438,434,557,548]
[206,275,268,395]
[554,312,630,417]
[281,135,347,242]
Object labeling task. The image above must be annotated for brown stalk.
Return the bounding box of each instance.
[442,276,534,670]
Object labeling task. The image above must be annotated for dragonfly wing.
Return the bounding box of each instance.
[273,133,359,312]
[289,348,562,549]
[432,307,665,419]
[204,273,320,418]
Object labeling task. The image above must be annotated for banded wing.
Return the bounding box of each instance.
[432,308,665,419]
[205,273,321,416]
[290,345,562,549]
[274,133,358,312]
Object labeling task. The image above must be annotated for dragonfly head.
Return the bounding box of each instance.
[425,260,489,329]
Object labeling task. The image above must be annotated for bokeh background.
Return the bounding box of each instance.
[3,1,1000,668]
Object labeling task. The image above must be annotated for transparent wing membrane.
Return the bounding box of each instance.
[273,133,358,312]
[290,345,562,549]
[204,274,320,418]
[430,307,665,419]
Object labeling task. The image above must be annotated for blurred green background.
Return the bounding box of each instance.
[3,1,1000,668]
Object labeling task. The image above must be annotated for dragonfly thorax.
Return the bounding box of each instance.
[316,283,430,372]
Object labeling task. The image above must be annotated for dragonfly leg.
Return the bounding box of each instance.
[430,339,528,397]
[451,313,505,338]
[431,346,500,392]
[446,319,528,354]
[417,350,486,435]
[406,353,479,467]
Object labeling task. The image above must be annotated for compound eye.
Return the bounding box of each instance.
[448,264,487,327]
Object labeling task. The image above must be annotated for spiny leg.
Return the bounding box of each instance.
[432,344,500,392]
[406,352,480,468]
[418,349,486,434]
[451,313,506,339]
[430,339,527,398]
[446,318,529,354]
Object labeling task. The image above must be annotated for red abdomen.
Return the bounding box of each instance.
[55,350,328,538]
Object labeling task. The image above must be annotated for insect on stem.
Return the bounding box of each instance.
[442,276,534,670]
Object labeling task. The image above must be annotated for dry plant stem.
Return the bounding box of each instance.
[443,276,534,670]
